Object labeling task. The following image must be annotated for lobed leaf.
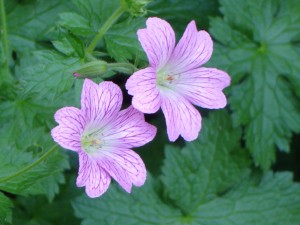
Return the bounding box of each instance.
[209,0,300,170]
[161,111,250,213]
[0,192,12,224]
[52,32,85,58]
[12,175,81,225]
[71,0,120,37]
[148,0,219,32]
[7,0,73,51]
[105,18,147,64]
[16,50,81,101]
[73,176,182,225]
[191,172,300,225]
[0,146,69,201]
[72,112,300,224]
[58,12,94,36]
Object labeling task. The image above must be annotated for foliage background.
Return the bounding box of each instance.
[0,0,300,224]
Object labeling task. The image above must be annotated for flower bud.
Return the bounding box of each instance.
[74,61,107,78]
[120,0,151,16]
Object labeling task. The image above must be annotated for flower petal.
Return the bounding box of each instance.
[174,68,231,109]
[102,106,157,148]
[81,79,122,126]
[51,107,85,151]
[168,21,213,73]
[100,148,147,193]
[126,67,162,114]
[76,152,111,198]
[160,91,202,141]
[137,17,175,69]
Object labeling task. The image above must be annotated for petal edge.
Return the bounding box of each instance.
[137,17,175,69]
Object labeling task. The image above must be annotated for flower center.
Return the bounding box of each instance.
[157,70,175,87]
[81,129,103,154]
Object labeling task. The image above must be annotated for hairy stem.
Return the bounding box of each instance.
[0,0,10,80]
[0,145,59,184]
[86,6,125,53]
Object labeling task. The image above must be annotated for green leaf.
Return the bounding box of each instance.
[0,192,12,224]
[74,174,300,225]
[231,56,300,168]
[58,12,94,36]
[7,0,74,51]
[73,176,182,225]
[161,111,250,213]
[52,32,85,58]
[16,50,81,101]
[209,0,300,170]
[12,175,81,225]
[105,17,147,64]
[72,112,300,225]
[148,0,219,32]
[191,172,300,225]
[0,99,54,149]
[0,87,70,201]
[71,0,120,36]
[0,145,69,200]
[290,59,300,98]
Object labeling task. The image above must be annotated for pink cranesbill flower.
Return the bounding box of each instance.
[51,79,156,198]
[126,17,231,142]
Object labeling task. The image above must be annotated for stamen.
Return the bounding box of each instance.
[81,130,103,154]
[157,70,176,87]
[166,75,174,81]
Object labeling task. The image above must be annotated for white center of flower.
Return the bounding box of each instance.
[81,129,103,154]
[157,69,175,87]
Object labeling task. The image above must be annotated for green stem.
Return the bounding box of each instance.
[86,6,125,53]
[108,62,137,74]
[0,145,59,184]
[85,52,98,62]
[0,0,10,80]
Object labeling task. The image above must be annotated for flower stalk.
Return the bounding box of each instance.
[0,0,11,82]
[86,6,125,53]
[0,145,59,184]
[107,62,137,74]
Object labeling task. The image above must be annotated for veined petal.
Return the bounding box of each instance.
[100,148,147,193]
[174,68,231,109]
[168,21,213,73]
[76,152,111,198]
[126,67,162,113]
[161,91,202,142]
[102,106,157,148]
[51,107,85,151]
[81,79,122,126]
[137,17,175,69]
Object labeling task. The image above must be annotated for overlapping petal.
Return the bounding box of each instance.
[51,107,85,151]
[81,79,122,126]
[102,106,157,148]
[168,21,213,74]
[126,67,162,113]
[160,91,202,141]
[137,17,175,69]
[100,148,147,193]
[173,68,231,109]
[76,152,111,198]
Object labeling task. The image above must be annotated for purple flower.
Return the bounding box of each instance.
[126,17,231,142]
[51,79,156,198]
